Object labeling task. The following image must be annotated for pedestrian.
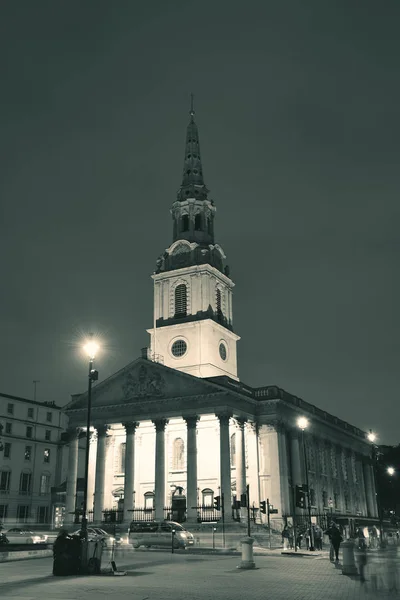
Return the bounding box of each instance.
[305,527,311,551]
[282,525,290,550]
[288,526,294,550]
[314,525,323,550]
[354,533,367,583]
[296,530,303,550]
[324,522,343,563]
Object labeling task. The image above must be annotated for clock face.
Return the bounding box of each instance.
[219,342,227,361]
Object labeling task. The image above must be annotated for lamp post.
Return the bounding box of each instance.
[297,416,314,551]
[367,430,384,547]
[81,336,99,540]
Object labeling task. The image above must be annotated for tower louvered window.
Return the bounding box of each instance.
[174,284,187,317]
[194,213,202,231]
[216,288,222,319]
[181,215,189,231]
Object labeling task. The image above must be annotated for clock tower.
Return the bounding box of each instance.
[147,101,240,380]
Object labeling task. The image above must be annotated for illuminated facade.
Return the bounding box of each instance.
[63,108,378,530]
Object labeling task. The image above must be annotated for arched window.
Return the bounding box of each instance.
[174,284,187,317]
[194,213,202,231]
[144,491,154,510]
[202,488,214,507]
[230,433,236,467]
[181,214,189,231]
[172,438,185,471]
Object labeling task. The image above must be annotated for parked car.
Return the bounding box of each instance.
[5,528,47,544]
[128,520,195,549]
[70,527,116,547]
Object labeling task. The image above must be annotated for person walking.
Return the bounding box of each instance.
[324,522,343,563]
[314,525,323,550]
[282,525,290,550]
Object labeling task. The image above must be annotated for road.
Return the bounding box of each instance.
[0,546,399,600]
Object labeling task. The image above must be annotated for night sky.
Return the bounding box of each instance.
[1,1,399,444]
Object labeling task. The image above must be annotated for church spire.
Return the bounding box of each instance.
[177,94,209,202]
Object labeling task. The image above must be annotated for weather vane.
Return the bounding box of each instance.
[190,93,195,117]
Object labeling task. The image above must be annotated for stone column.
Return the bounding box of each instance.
[123,421,139,523]
[217,414,233,522]
[93,424,109,523]
[87,431,97,513]
[277,425,291,516]
[64,428,81,525]
[235,418,247,497]
[289,430,303,515]
[185,415,199,522]
[153,419,168,520]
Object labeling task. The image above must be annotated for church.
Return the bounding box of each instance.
[63,106,378,532]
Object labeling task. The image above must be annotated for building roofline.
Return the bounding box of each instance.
[0,391,61,409]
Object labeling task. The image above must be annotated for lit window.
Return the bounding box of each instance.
[172,438,185,471]
[43,449,50,463]
[24,446,32,461]
[174,284,187,317]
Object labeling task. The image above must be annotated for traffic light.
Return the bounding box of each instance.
[214,496,221,511]
[260,500,267,514]
[295,485,306,509]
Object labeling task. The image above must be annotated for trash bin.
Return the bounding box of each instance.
[53,534,82,576]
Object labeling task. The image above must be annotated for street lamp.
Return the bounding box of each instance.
[367,429,384,547]
[81,335,99,540]
[297,416,314,551]
[387,467,395,477]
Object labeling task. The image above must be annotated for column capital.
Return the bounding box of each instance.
[65,427,83,442]
[247,421,259,434]
[96,424,110,438]
[184,415,199,429]
[216,413,232,426]
[232,417,247,430]
[123,421,140,435]
[152,418,168,432]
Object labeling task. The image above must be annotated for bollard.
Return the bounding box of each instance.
[237,537,256,570]
[341,540,358,575]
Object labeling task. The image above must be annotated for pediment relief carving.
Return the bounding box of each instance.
[122,365,166,399]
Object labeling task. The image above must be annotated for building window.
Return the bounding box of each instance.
[172,438,185,471]
[46,412,52,423]
[207,217,212,235]
[341,451,348,481]
[351,454,358,484]
[43,449,50,463]
[144,492,154,510]
[333,492,339,509]
[17,505,29,523]
[171,339,188,357]
[26,426,33,439]
[194,213,202,231]
[5,422,12,434]
[39,474,51,495]
[344,491,350,511]
[37,506,49,524]
[330,446,338,478]
[19,472,32,494]
[120,443,126,473]
[310,488,316,507]
[7,403,14,415]
[181,215,189,231]
[230,433,236,467]
[322,490,328,508]
[174,284,187,317]
[319,446,327,475]
[0,505,8,520]
[219,342,227,361]
[306,443,316,472]
[45,430,51,441]
[27,407,34,418]
[24,446,32,461]
[202,488,214,507]
[3,443,11,459]
[0,470,11,493]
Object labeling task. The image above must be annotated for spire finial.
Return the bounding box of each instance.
[190,93,195,120]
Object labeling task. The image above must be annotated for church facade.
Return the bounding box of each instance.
[63,107,378,530]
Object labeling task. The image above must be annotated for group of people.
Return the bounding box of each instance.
[281,521,343,560]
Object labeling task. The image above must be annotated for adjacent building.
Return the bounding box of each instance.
[63,107,378,531]
[0,392,83,528]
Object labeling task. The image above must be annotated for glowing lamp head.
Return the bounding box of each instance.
[297,416,309,431]
[367,431,377,443]
[387,467,395,476]
[84,340,99,359]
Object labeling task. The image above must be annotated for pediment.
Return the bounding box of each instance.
[65,358,224,412]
